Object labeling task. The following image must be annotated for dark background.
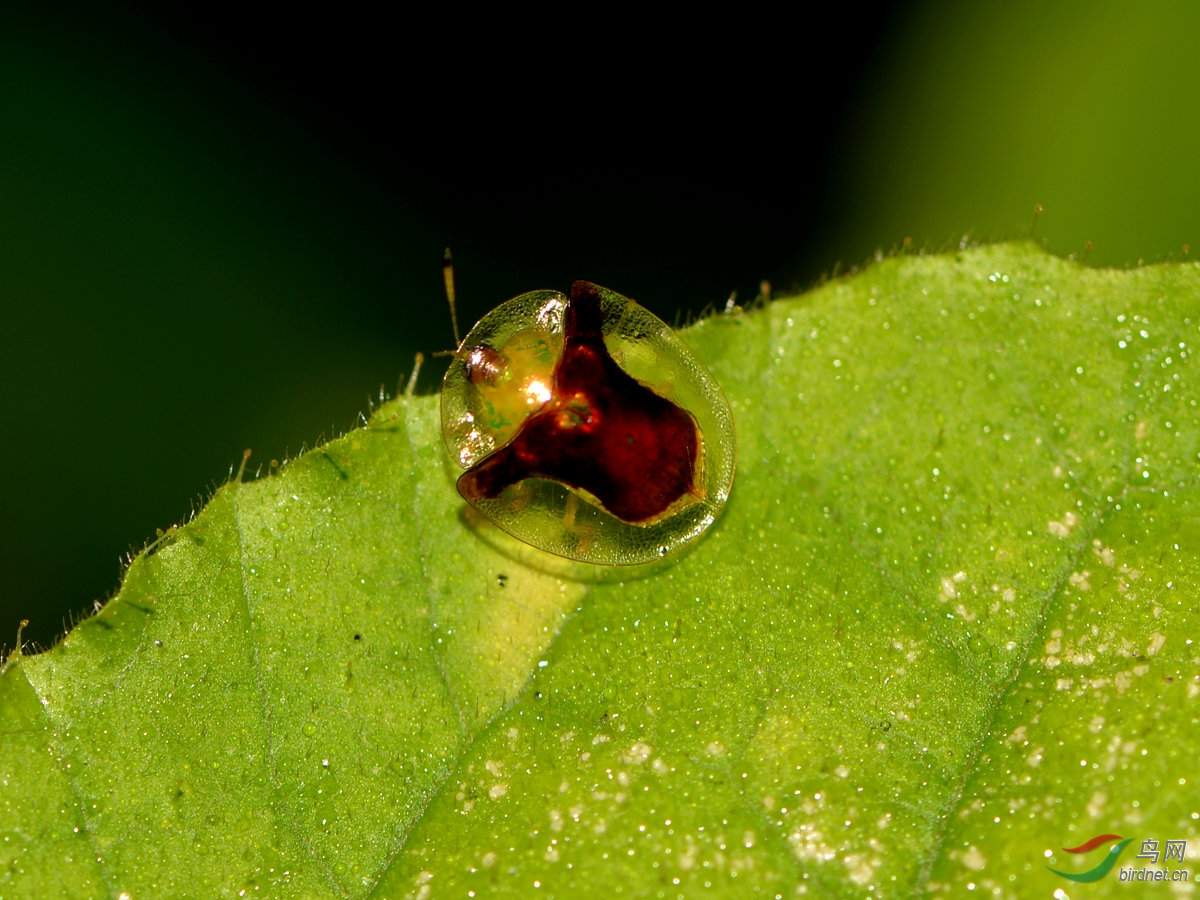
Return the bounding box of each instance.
[3,2,1198,652]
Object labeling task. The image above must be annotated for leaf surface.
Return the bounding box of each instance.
[3,243,1198,898]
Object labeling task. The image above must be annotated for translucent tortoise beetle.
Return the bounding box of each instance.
[440,278,735,565]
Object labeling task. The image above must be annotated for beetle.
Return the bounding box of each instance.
[440,261,735,565]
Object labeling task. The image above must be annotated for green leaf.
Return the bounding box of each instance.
[3,243,1197,898]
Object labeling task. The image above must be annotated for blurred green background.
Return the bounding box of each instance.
[3,1,1197,652]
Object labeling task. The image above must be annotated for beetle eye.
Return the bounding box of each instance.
[464,345,505,386]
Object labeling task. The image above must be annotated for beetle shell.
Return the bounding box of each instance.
[440,281,735,565]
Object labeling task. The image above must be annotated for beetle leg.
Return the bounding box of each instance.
[506,480,534,513]
[561,491,598,557]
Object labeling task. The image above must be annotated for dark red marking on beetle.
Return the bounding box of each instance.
[457,281,702,524]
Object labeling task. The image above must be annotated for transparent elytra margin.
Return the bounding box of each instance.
[440,284,736,566]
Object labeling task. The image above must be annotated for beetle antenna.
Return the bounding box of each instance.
[444,247,461,347]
